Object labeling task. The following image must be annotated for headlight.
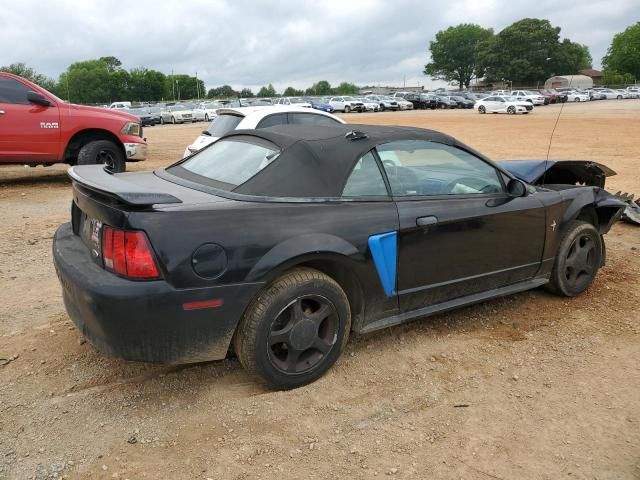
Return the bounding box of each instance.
[121,122,141,137]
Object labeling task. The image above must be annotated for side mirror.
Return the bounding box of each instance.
[27,91,53,107]
[507,178,527,197]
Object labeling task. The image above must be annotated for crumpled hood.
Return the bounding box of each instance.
[497,160,616,188]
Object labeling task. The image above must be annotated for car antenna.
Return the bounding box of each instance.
[543,70,574,186]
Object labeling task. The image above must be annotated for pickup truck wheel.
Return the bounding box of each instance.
[77,140,125,173]
[234,268,351,389]
[546,220,602,297]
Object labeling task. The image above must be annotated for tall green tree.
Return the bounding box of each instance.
[57,57,129,103]
[0,62,57,91]
[239,88,254,98]
[424,24,494,89]
[478,19,564,85]
[128,68,166,101]
[602,23,640,79]
[165,74,205,100]
[283,86,304,96]
[207,85,237,98]
[333,82,359,94]
[309,80,332,95]
[257,84,277,97]
[555,40,592,74]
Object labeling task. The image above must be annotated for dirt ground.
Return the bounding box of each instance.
[1,101,639,480]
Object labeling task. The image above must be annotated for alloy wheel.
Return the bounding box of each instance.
[564,234,597,291]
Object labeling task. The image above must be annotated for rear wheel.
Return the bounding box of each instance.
[546,220,602,297]
[77,140,125,173]
[234,268,351,389]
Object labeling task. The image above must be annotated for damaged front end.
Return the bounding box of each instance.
[499,159,639,226]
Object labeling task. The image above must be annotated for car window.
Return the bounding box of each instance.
[376,140,504,197]
[0,77,31,104]
[288,113,341,126]
[256,113,287,128]
[205,114,243,136]
[342,152,388,197]
[176,136,280,189]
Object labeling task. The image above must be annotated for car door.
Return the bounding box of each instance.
[0,77,60,163]
[376,140,546,312]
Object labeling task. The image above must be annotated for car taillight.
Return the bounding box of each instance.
[102,226,159,279]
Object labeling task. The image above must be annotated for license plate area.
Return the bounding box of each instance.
[79,213,103,263]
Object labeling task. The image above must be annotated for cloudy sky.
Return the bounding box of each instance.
[1,0,636,92]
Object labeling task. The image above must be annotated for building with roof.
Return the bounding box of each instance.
[544,75,593,89]
[579,68,604,83]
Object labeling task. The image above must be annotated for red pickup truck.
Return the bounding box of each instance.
[0,73,147,172]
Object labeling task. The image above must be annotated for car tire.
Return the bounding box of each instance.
[77,140,126,173]
[507,106,516,114]
[617,95,622,100]
[574,97,580,102]
[478,105,486,114]
[160,117,164,125]
[205,114,209,121]
[380,104,385,112]
[344,105,350,113]
[171,116,176,124]
[546,220,602,297]
[233,267,351,389]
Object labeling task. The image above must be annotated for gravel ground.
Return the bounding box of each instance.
[0,101,639,480]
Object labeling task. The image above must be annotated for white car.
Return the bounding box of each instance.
[197,102,224,121]
[394,96,414,110]
[565,91,590,102]
[365,95,399,111]
[328,96,365,113]
[592,88,623,100]
[355,97,379,112]
[510,90,546,105]
[182,106,345,157]
[476,96,530,114]
[626,86,640,98]
[273,97,312,108]
[161,104,197,124]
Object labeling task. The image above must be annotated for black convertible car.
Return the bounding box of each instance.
[53,124,625,388]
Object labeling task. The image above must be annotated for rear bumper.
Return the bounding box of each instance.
[53,223,263,364]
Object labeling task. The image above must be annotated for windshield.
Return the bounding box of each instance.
[175,137,280,189]
[343,96,356,101]
[204,113,243,137]
[127,108,147,115]
[503,96,518,102]
[289,97,306,103]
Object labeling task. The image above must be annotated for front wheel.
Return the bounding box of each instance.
[77,140,126,173]
[205,114,209,121]
[234,268,351,389]
[344,105,350,113]
[478,105,486,114]
[507,106,516,114]
[546,220,602,297]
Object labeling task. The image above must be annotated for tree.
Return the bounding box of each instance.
[57,57,129,103]
[333,82,359,94]
[0,62,57,91]
[257,84,277,97]
[207,85,237,99]
[478,18,565,85]
[165,74,205,100]
[555,40,592,74]
[309,80,332,95]
[602,23,640,79]
[128,68,166,101]
[283,86,304,96]
[424,24,494,89]
[239,88,254,98]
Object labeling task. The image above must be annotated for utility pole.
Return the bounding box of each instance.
[195,72,200,101]
[171,69,175,100]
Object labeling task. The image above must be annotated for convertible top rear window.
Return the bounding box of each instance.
[205,114,243,136]
[171,136,280,190]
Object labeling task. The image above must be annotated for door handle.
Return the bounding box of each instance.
[416,215,438,227]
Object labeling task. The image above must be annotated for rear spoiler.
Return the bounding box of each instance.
[68,165,182,206]
[497,160,616,188]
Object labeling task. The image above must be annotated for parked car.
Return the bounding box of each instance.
[449,95,475,109]
[587,89,607,100]
[160,104,196,124]
[476,96,531,114]
[125,107,158,126]
[182,106,345,157]
[306,97,335,113]
[510,90,547,106]
[355,97,379,112]
[433,94,458,109]
[198,102,223,121]
[53,123,625,388]
[626,86,640,98]
[109,101,132,109]
[394,96,414,110]
[328,96,365,113]
[393,92,436,109]
[274,97,312,108]
[365,95,399,111]
[565,91,590,102]
[0,72,146,172]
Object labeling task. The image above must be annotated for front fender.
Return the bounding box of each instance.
[245,233,359,282]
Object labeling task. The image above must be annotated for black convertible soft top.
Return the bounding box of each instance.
[216,124,460,198]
